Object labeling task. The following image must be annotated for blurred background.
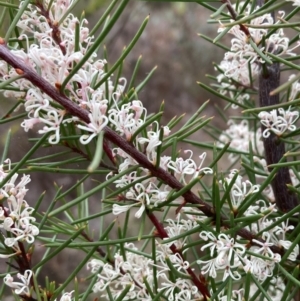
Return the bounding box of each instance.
[90,1,224,119]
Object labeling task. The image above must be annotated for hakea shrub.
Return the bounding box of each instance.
[0,0,300,301]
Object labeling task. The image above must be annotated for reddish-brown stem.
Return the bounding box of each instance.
[80,231,107,258]
[33,1,66,55]
[147,210,210,299]
[221,0,251,37]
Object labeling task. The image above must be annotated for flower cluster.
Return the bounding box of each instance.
[88,243,155,300]
[217,119,264,162]
[0,159,39,256]
[94,205,294,299]
[112,150,212,218]
[194,170,299,283]
[258,106,299,138]
[197,218,298,283]
[1,0,299,300]
[92,196,299,300]
[0,0,213,227]
[88,236,202,301]
[0,0,126,145]
[4,269,74,300]
[221,169,260,209]
[216,4,298,87]
[197,232,246,281]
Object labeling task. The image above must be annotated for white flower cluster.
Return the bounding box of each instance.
[0,159,39,255]
[88,236,202,301]
[197,219,297,283]
[198,170,299,282]
[4,268,74,300]
[218,119,264,162]
[89,203,298,300]
[0,0,126,144]
[0,0,213,222]
[216,4,298,87]
[197,231,246,281]
[88,243,154,300]
[258,106,299,138]
[222,169,260,209]
[112,150,212,218]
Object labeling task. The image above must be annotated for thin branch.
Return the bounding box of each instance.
[147,210,210,300]
[34,1,66,55]
[221,0,251,37]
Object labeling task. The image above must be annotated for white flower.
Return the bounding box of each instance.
[87,259,104,273]
[289,74,300,100]
[222,169,260,209]
[78,100,109,144]
[258,107,298,137]
[158,273,198,301]
[38,108,66,144]
[169,254,190,272]
[109,101,137,140]
[112,202,136,216]
[243,254,278,281]
[286,0,300,6]
[109,98,146,141]
[0,160,39,252]
[92,263,121,292]
[147,182,170,206]
[167,150,212,184]
[252,232,276,258]
[164,216,190,250]
[138,123,163,163]
[59,291,75,301]
[197,232,245,280]
[216,7,296,88]
[4,270,32,295]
